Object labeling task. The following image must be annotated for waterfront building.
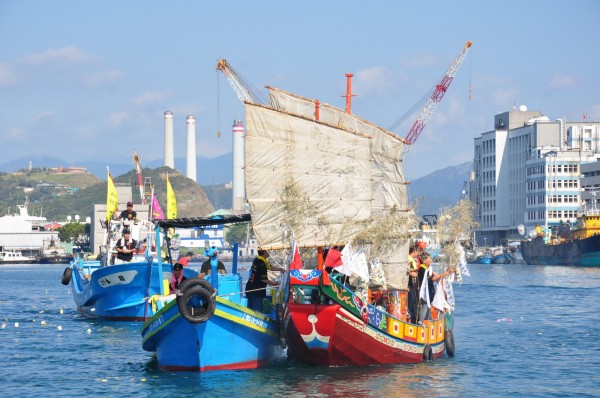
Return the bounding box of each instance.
[471,107,600,246]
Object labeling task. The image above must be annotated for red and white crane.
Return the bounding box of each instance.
[401,41,472,145]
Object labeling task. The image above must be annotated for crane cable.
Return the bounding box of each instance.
[468,46,473,100]
[216,71,221,138]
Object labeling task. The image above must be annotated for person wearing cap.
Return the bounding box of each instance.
[114,229,138,264]
[170,262,187,292]
[178,251,194,267]
[119,201,137,222]
[245,250,281,312]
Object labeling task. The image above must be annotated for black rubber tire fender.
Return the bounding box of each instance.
[177,285,216,324]
[422,344,433,362]
[176,277,216,295]
[445,329,455,357]
[61,267,72,285]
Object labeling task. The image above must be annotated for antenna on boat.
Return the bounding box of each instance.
[342,73,356,114]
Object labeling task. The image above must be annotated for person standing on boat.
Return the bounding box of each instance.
[114,230,137,264]
[119,201,137,222]
[170,262,187,292]
[178,251,194,267]
[407,243,422,323]
[245,250,282,312]
[417,252,453,323]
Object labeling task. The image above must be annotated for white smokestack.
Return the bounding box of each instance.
[186,115,197,182]
[232,119,245,211]
[164,111,174,169]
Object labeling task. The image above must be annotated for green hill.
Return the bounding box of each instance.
[0,167,214,221]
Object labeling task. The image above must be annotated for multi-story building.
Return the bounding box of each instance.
[471,107,600,246]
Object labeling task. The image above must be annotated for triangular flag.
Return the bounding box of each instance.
[325,247,343,267]
[166,175,177,219]
[152,193,165,220]
[106,168,118,221]
[290,242,302,270]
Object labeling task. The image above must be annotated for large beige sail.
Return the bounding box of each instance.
[248,90,410,288]
[245,103,372,249]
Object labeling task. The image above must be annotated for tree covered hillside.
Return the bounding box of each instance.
[0,167,214,221]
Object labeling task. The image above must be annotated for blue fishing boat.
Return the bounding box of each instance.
[492,252,512,264]
[61,213,198,321]
[66,256,197,320]
[141,215,284,371]
[475,252,493,264]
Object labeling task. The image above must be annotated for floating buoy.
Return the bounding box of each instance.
[14,322,19,328]
[87,328,92,334]
[40,320,47,327]
[59,309,64,314]
[140,378,147,382]
[57,325,62,331]
[1,324,5,329]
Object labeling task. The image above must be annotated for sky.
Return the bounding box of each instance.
[1,1,599,181]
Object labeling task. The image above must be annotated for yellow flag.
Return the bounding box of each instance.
[106,170,119,221]
[167,175,177,219]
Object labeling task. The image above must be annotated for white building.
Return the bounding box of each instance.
[471,107,600,246]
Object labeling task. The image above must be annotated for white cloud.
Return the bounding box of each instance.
[6,127,25,141]
[354,66,391,96]
[549,74,576,88]
[30,111,57,126]
[17,46,94,66]
[0,62,19,87]
[130,91,171,106]
[107,111,129,128]
[83,69,124,87]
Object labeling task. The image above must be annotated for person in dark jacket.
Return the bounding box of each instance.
[119,201,137,222]
[170,262,187,292]
[114,230,137,264]
[245,250,280,312]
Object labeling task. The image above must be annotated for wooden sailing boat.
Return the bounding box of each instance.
[217,48,471,364]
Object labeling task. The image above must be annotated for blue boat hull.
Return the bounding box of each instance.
[69,259,197,321]
[475,256,492,264]
[141,295,283,371]
[492,253,512,264]
[521,235,600,266]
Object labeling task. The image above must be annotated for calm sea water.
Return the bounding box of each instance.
[0,262,599,397]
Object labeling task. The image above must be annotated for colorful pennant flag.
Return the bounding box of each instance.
[152,193,165,220]
[106,168,118,221]
[290,242,303,270]
[166,175,177,219]
[325,247,343,267]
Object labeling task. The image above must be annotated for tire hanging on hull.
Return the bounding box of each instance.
[176,278,216,323]
[61,267,72,285]
[422,344,433,362]
[445,329,455,357]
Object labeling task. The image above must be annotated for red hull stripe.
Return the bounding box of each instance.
[159,359,268,372]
